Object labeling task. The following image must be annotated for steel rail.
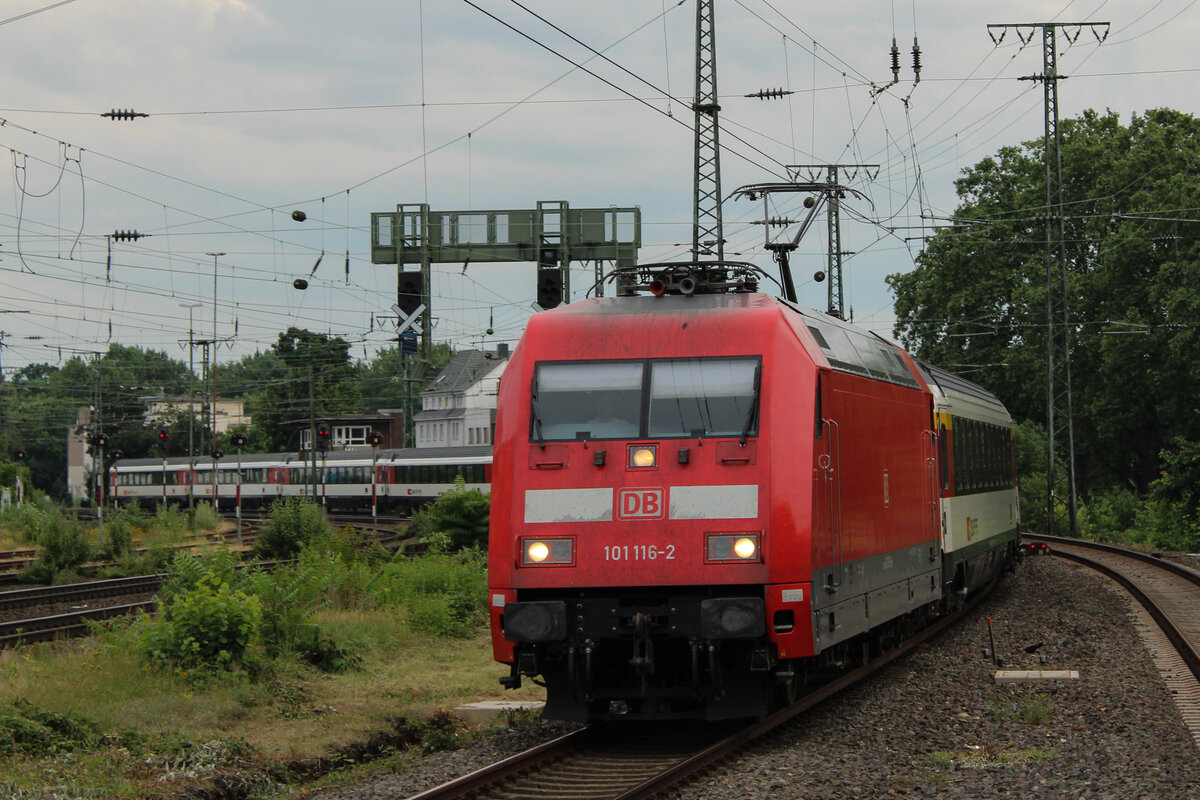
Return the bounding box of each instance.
[0,601,157,647]
[1024,534,1200,682]
[0,575,164,613]
[403,581,997,800]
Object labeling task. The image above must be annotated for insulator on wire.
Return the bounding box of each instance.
[102,108,149,121]
[890,38,901,82]
[745,87,793,100]
[912,38,922,83]
[111,230,146,242]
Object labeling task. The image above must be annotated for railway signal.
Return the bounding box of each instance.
[536,269,563,310]
[367,431,383,521]
[229,433,248,546]
[397,271,424,318]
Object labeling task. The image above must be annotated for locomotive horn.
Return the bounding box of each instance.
[649,279,667,297]
[678,276,698,296]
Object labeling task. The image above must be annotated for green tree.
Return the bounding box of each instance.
[244,328,362,451]
[359,341,456,416]
[888,108,1200,497]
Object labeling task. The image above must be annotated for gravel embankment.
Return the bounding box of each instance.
[301,555,1200,799]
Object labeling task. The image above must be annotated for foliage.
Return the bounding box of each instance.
[0,499,57,545]
[0,461,32,496]
[190,500,221,531]
[139,571,262,670]
[0,701,101,756]
[20,512,92,584]
[420,476,491,551]
[383,550,488,638]
[254,498,334,559]
[101,514,135,559]
[888,108,1200,500]
[243,328,363,451]
[159,549,249,604]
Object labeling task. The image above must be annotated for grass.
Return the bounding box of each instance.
[927,744,1059,768]
[0,503,544,797]
[0,611,544,798]
[988,688,1054,725]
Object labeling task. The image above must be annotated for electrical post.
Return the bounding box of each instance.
[692,0,724,260]
[180,302,202,510]
[205,252,225,504]
[308,363,318,501]
[987,21,1108,537]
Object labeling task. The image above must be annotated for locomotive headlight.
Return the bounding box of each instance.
[734,536,757,559]
[522,537,574,566]
[629,445,658,468]
[706,532,761,563]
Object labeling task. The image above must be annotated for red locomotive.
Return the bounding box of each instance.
[488,262,1019,721]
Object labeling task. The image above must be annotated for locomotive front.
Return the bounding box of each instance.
[488,289,818,721]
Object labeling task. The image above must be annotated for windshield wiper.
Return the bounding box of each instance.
[530,377,546,450]
[739,364,761,446]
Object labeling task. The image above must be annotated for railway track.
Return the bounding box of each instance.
[0,574,163,647]
[1025,534,1200,746]
[405,583,995,800]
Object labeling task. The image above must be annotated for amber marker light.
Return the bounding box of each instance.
[628,445,658,468]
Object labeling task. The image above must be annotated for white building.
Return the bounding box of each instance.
[414,345,510,449]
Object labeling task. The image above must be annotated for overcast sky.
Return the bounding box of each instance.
[0,0,1195,376]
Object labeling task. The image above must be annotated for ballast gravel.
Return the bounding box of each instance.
[300,555,1200,799]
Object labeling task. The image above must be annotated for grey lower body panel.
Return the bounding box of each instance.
[810,541,942,652]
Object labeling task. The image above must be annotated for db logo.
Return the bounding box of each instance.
[616,488,667,520]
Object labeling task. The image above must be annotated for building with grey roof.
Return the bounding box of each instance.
[414,344,509,449]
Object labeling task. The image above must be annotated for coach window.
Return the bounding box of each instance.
[648,357,759,438]
[534,362,643,440]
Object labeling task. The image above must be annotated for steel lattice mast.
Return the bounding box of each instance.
[692,0,723,260]
[988,21,1108,537]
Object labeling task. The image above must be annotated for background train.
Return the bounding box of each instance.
[488,262,1019,722]
[110,445,491,513]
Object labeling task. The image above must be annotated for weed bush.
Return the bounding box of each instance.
[293,624,361,673]
[160,549,248,603]
[139,572,262,670]
[101,515,135,559]
[421,477,490,551]
[155,504,190,534]
[406,594,475,639]
[0,502,53,545]
[380,551,487,638]
[254,498,332,559]
[0,701,100,756]
[20,513,91,584]
[191,501,221,531]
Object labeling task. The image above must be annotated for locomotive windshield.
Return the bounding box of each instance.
[532,357,759,441]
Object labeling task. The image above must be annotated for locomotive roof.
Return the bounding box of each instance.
[530,292,927,389]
